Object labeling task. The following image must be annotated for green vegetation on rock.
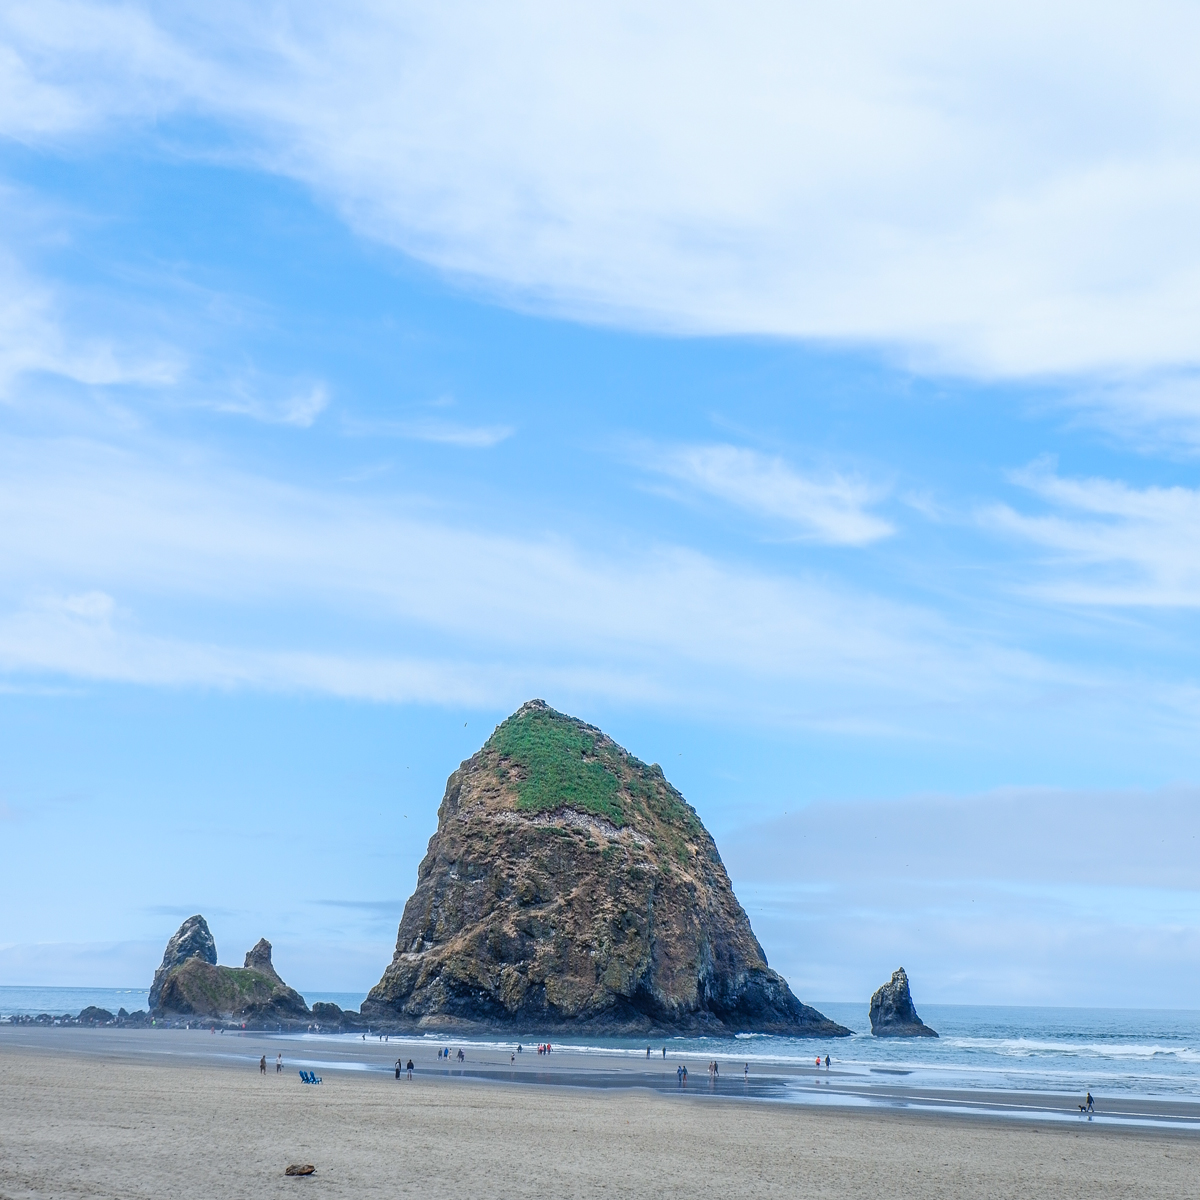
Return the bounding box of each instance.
[490,706,625,826]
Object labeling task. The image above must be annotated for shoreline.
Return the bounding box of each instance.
[3,1035,1198,1200]
[5,1025,1199,1134]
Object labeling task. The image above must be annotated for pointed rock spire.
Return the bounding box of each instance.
[149,915,217,1011]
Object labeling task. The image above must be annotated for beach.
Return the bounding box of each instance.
[2,1030,1196,1199]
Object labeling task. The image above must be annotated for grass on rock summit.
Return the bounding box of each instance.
[490,706,625,826]
[487,704,705,846]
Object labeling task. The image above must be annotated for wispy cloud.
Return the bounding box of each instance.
[342,415,513,448]
[206,381,329,428]
[982,459,1200,606]
[639,443,892,546]
[0,248,181,395]
[0,432,1072,730]
[1062,371,1200,456]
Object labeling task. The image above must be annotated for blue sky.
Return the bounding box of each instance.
[2,1,1200,1007]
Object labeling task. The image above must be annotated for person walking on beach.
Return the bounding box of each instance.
[1086,1092,1094,1113]
[825,1054,831,1070]
[276,1053,283,1073]
[259,1055,266,1075]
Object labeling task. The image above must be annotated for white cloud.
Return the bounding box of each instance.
[0,432,1077,729]
[641,443,892,545]
[983,460,1200,606]
[7,1,1200,378]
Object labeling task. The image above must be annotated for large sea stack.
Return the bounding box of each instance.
[869,967,938,1037]
[150,919,310,1027]
[363,700,850,1036]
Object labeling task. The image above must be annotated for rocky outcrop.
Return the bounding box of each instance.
[364,700,851,1037]
[150,918,310,1027]
[244,938,283,983]
[148,914,217,1010]
[310,1001,365,1030]
[869,967,938,1037]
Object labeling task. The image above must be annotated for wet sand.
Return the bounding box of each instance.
[1,1030,1197,1198]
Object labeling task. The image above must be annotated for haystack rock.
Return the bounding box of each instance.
[869,967,938,1037]
[363,700,850,1036]
[150,918,310,1026]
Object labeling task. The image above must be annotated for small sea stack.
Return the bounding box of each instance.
[149,918,311,1028]
[869,967,938,1037]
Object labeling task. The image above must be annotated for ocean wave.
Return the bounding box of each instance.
[944,1036,1199,1061]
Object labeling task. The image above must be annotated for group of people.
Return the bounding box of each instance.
[394,1058,414,1079]
[258,1054,283,1074]
[815,1055,831,1070]
[536,1043,553,1055]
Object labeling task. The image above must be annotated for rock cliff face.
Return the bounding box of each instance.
[150,919,310,1026]
[364,701,850,1037]
[869,967,938,1037]
[148,914,217,1010]
[244,938,282,982]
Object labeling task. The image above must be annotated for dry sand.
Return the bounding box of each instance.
[1,1039,1196,1199]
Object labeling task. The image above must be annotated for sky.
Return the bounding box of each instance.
[2,1,1200,1009]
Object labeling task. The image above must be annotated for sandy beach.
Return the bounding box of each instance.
[1,1030,1196,1199]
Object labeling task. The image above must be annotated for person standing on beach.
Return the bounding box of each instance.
[276,1053,282,1073]
[259,1055,266,1075]
[646,1046,651,1058]
[662,1047,666,1059]
[407,1059,414,1079]
[825,1055,831,1070]
[395,1059,401,1079]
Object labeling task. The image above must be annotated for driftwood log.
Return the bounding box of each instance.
[284,1164,316,1176]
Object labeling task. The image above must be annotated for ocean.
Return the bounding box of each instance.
[4,988,1198,1109]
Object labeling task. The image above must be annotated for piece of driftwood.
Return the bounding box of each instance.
[284,1164,316,1176]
